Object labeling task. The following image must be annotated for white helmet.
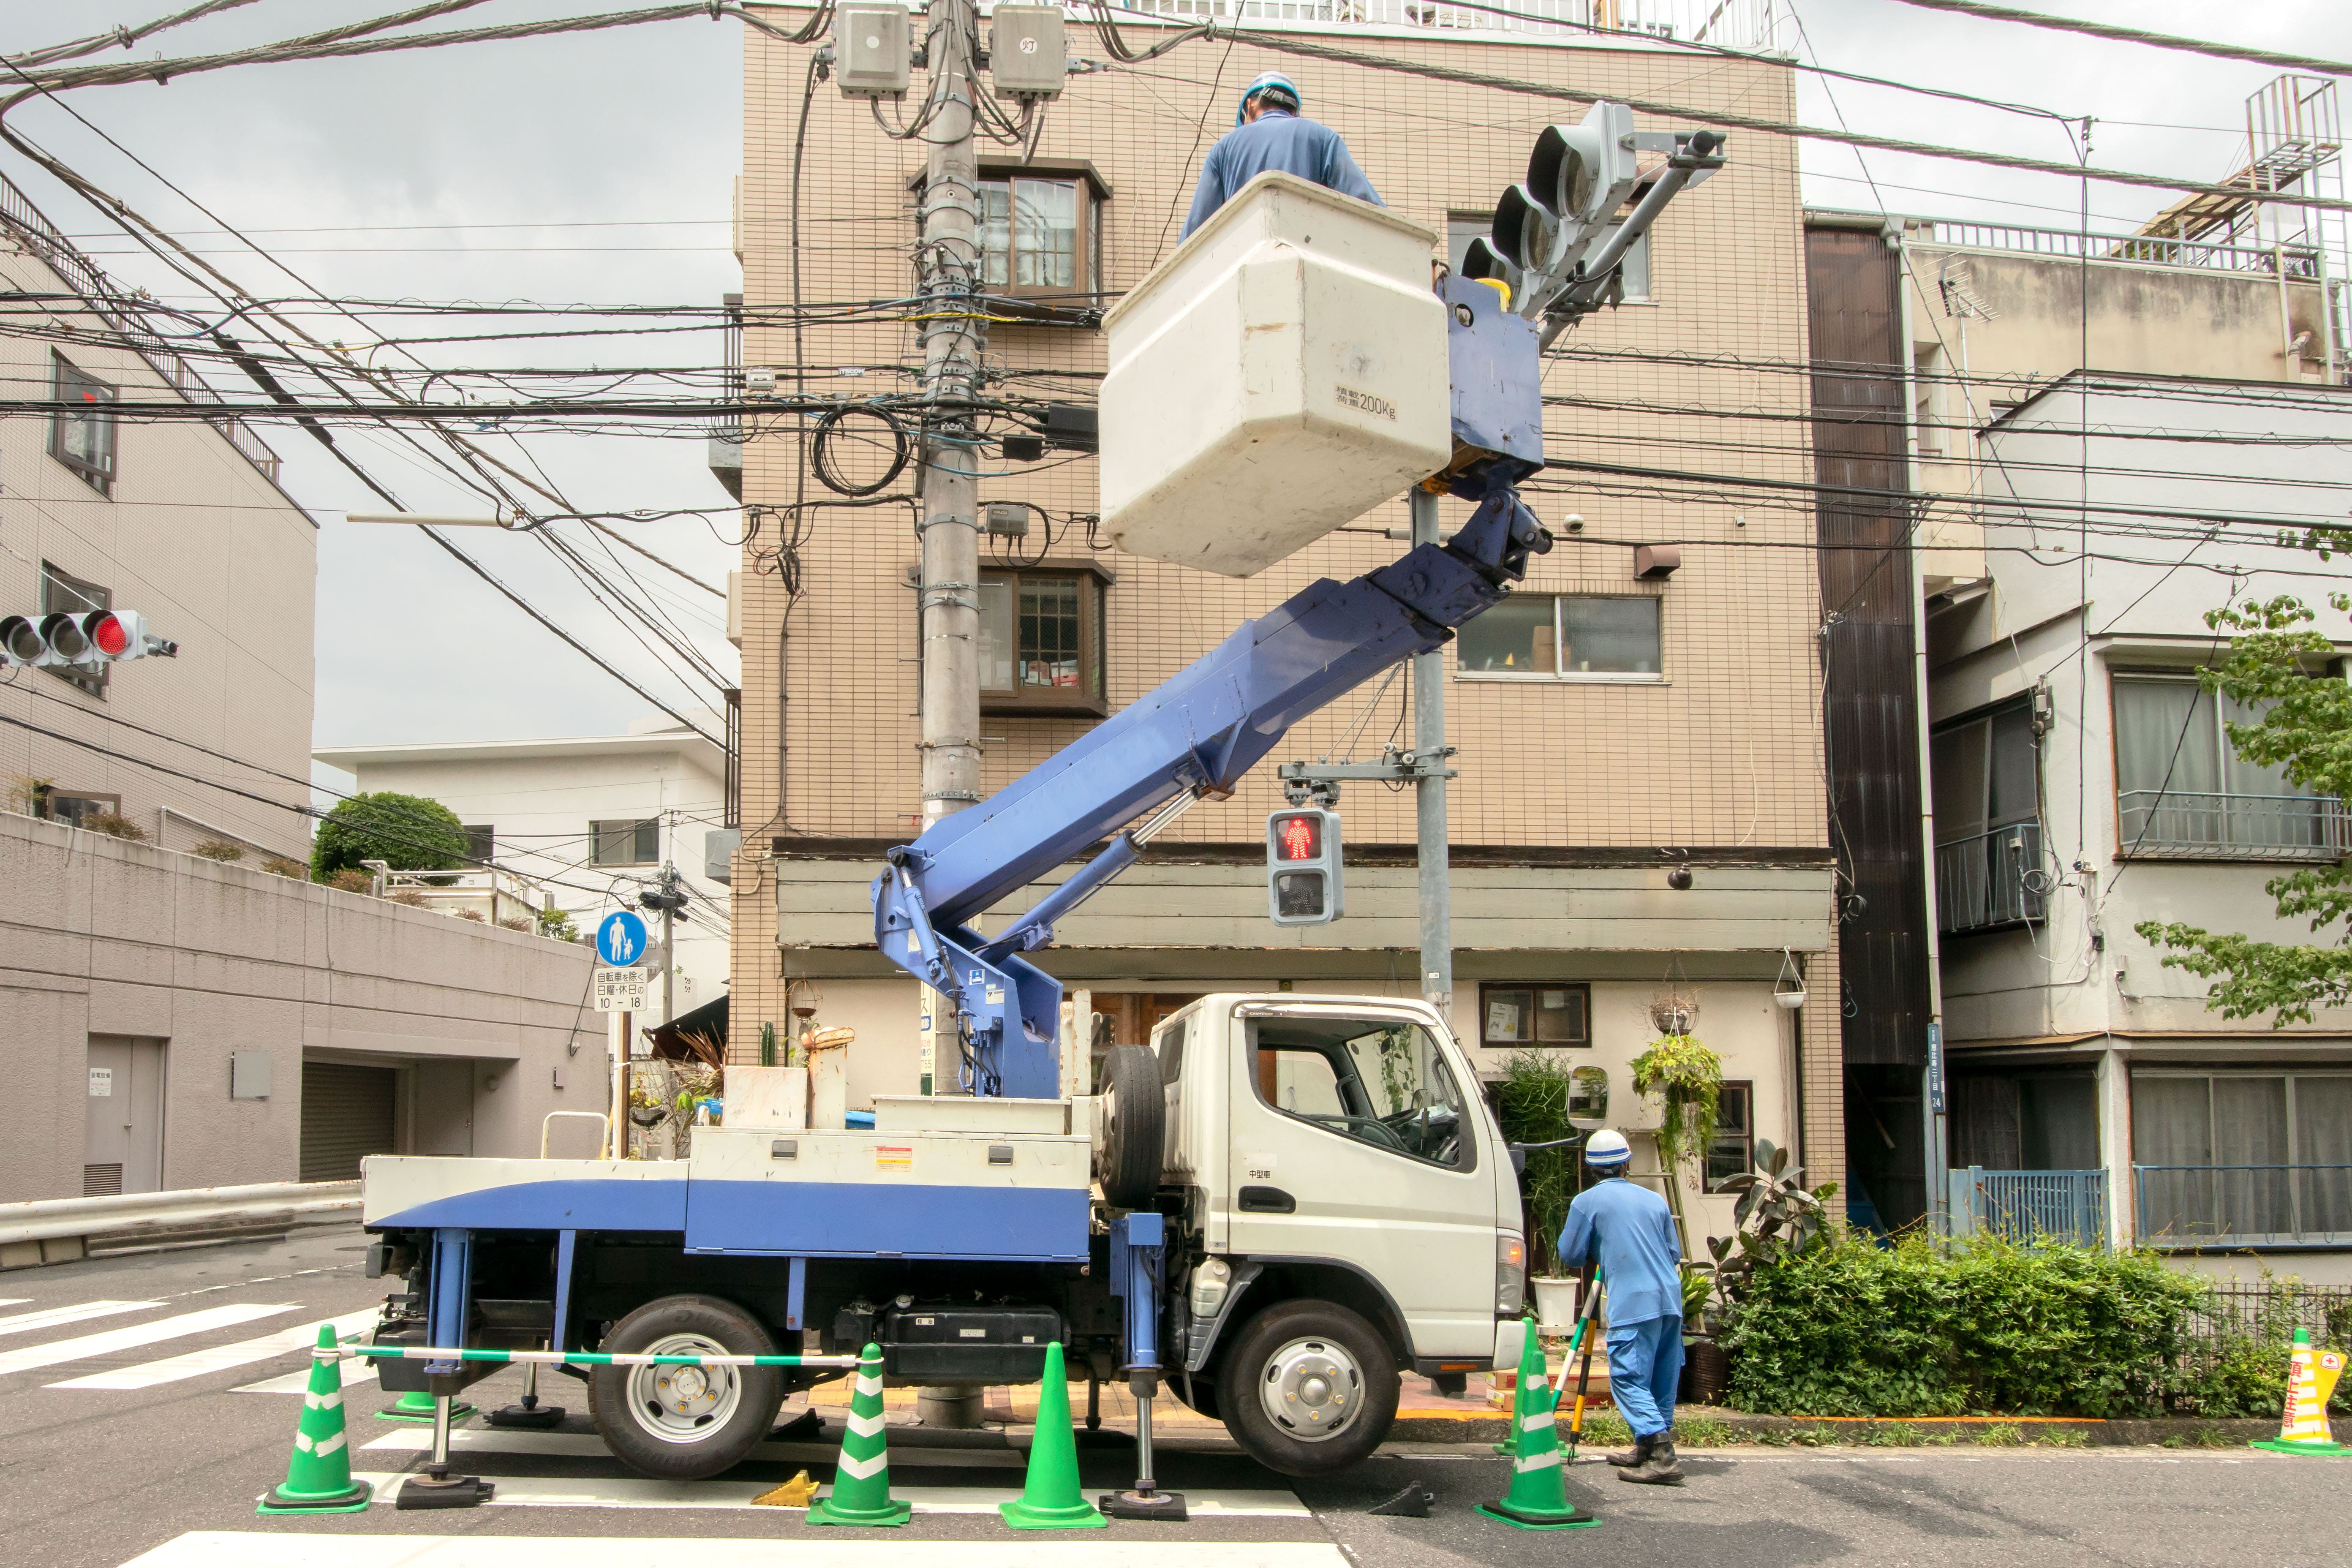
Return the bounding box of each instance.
[1583,1128,1632,1167]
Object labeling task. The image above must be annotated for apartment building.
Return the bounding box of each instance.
[0,172,598,1214]
[721,0,1842,1232]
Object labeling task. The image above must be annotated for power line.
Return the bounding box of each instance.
[1878,0,2352,77]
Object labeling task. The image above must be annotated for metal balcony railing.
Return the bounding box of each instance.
[1105,0,1786,49]
[1948,1167,2107,1247]
[1907,217,2320,279]
[2116,790,2348,860]
[1935,819,2046,933]
[2135,1165,2352,1249]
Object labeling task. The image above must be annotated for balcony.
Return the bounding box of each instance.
[368,864,547,929]
[2115,790,2348,862]
[1106,0,1786,49]
[1935,819,2046,934]
[2135,1165,2352,1249]
[1905,217,2319,280]
[1948,1167,2107,1248]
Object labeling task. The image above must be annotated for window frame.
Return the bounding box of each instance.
[1455,592,1665,684]
[2108,668,2337,861]
[463,824,495,864]
[1930,695,2046,934]
[48,351,117,495]
[1706,1081,1756,1190]
[958,160,1111,316]
[1245,1010,1479,1175]
[1476,982,1593,1050]
[591,818,660,867]
[975,560,1111,717]
[40,560,111,699]
[46,791,120,827]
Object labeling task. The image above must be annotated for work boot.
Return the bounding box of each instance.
[1605,1433,1652,1468]
[1618,1437,1687,1487]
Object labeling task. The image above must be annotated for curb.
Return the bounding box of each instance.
[1388,1406,2284,1448]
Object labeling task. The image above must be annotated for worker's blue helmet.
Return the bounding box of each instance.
[1236,71,1302,127]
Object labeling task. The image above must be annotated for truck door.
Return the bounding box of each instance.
[1223,1004,1499,1357]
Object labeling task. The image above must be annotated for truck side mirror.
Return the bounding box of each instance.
[1510,1146,1527,1178]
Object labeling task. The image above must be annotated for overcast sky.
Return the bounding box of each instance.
[0,0,2346,795]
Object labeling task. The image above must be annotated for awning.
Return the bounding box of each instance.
[645,991,728,1068]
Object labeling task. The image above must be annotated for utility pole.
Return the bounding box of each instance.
[917,0,984,835]
[659,860,677,1027]
[1409,487,1454,1024]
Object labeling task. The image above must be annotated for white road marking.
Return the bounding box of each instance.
[123,1535,1345,1568]
[48,1308,381,1390]
[359,1427,1025,1467]
[0,1304,297,1379]
[232,1362,378,1395]
[344,1472,1308,1516]
[0,1300,163,1339]
[0,1298,26,1307]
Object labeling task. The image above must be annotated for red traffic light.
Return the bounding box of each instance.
[87,612,131,658]
[1273,812,1321,862]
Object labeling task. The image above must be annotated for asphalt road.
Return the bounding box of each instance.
[0,1226,2340,1568]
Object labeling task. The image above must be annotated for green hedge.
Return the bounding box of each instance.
[1723,1234,2209,1418]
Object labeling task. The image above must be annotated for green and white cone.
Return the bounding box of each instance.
[807,1342,912,1527]
[378,1388,474,1423]
[257,1325,372,1514]
[1494,1313,1535,1455]
[1476,1315,1598,1531]
[1000,1342,1106,1529]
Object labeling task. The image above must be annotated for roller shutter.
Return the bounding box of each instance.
[299,1061,398,1181]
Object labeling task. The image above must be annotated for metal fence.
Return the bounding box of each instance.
[2134,1164,2352,1249]
[1935,820,2046,934]
[2171,1282,2352,1414]
[2116,790,2348,861]
[1948,1167,2107,1248]
[1908,218,2321,280]
[1105,0,1787,49]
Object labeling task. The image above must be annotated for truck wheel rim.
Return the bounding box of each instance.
[1258,1335,1362,1441]
[628,1332,741,1444]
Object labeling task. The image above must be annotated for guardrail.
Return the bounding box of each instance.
[2116,790,2348,861]
[0,1179,361,1266]
[1935,819,2046,934]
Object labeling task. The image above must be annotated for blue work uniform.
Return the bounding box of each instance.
[1179,110,1384,240]
[1558,1176,1685,1438]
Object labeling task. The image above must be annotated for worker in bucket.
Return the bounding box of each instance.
[1557,1128,1688,1486]
[1179,72,1383,240]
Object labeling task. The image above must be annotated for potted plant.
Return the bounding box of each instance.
[1685,1139,1834,1405]
[1629,1030,1723,1252]
[1494,1050,1579,1323]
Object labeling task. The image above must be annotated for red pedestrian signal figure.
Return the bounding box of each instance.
[1266,807,1342,925]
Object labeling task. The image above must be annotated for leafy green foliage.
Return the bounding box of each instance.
[2134,594,2352,1021]
[1494,1051,1577,1274]
[310,791,469,882]
[1630,1033,1722,1176]
[536,906,579,942]
[1690,1138,1831,1331]
[1722,1233,2207,1418]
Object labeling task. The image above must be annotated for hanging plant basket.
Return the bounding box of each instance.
[1773,948,1808,1011]
[1649,995,1699,1037]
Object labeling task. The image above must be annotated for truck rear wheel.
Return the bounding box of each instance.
[1215,1299,1398,1476]
[590,1294,784,1481]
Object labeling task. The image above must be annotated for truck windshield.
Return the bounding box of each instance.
[1251,1016,1472,1170]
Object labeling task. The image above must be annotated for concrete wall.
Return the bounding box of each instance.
[0,811,602,1201]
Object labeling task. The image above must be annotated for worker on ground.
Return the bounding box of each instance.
[1179,72,1383,240]
[1557,1128,1688,1486]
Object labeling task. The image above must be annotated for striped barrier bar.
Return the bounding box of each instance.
[331,1346,864,1371]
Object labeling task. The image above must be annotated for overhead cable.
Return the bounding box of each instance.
[1878,0,2352,77]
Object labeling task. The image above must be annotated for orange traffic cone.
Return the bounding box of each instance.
[2252,1328,2349,1457]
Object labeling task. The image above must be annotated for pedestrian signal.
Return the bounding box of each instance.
[1266,807,1343,926]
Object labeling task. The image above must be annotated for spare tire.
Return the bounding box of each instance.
[1099,1043,1165,1209]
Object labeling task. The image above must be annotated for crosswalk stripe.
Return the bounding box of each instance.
[47,1308,381,1390]
[0,1304,297,1379]
[233,1361,378,1395]
[343,1473,1309,1515]
[122,1533,1348,1568]
[0,1298,27,1308]
[0,1300,163,1339]
[359,1426,1026,1467]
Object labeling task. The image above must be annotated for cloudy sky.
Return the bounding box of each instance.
[0,0,2345,794]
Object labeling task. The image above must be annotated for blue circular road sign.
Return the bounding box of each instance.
[596,909,650,967]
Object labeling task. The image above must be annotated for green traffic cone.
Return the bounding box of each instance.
[807,1343,912,1527]
[1000,1343,1106,1530]
[378,1388,475,1423]
[1476,1314,1598,1531]
[1493,1314,1536,1455]
[257,1324,372,1514]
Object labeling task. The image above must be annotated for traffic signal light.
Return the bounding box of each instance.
[1488,101,1641,317]
[1266,806,1343,926]
[0,610,175,670]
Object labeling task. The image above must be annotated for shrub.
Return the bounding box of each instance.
[455,909,486,923]
[1722,1232,2205,1418]
[1493,1051,1577,1273]
[83,810,148,841]
[497,915,532,932]
[536,906,578,942]
[260,855,307,878]
[310,790,468,881]
[192,838,245,863]
[327,868,375,894]
[386,888,428,907]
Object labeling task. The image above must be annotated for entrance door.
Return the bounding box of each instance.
[84,1036,166,1195]
[1223,1004,1500,1356]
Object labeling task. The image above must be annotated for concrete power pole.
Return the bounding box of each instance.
[1409,488,1453,1024]
[917,0,984,836]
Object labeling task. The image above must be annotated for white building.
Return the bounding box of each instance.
[1928,372,2352,1278]
[315,714,733,1026]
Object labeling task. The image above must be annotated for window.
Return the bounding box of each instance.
[49,352,117,494]
[2133,1072,2352,1244]
[1931,699,2044,932]
[1478,983,1591,1049]
[46,791,119,828]
[40,561,111,698]
[1913,343,1945,455]
[1706,1082,1755,1189]
[1445,213,1651,302]
[977,172,1104,303]
[591,819,659,867]
[2111,673,2339,859]
[1456,594,1661,681]
[977,567,1107,715]
[463,825,495,864]
[1152,1010,1191,1087]
[1250,1013,1473,1171]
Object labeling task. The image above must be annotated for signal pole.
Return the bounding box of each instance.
[1409,487,1454,1024]
[917,0,984,833]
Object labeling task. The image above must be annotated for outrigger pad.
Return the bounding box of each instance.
[395,1473,496,1510]
[1099,1489,1188,1522]
[487,1402,564,1431]
[1368,1481,1435,1518]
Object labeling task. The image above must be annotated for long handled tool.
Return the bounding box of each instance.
[1557,1263,1603,1459]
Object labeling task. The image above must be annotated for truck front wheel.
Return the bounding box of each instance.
[590,1294,784,1481]
[1215,1299,1399,1476]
